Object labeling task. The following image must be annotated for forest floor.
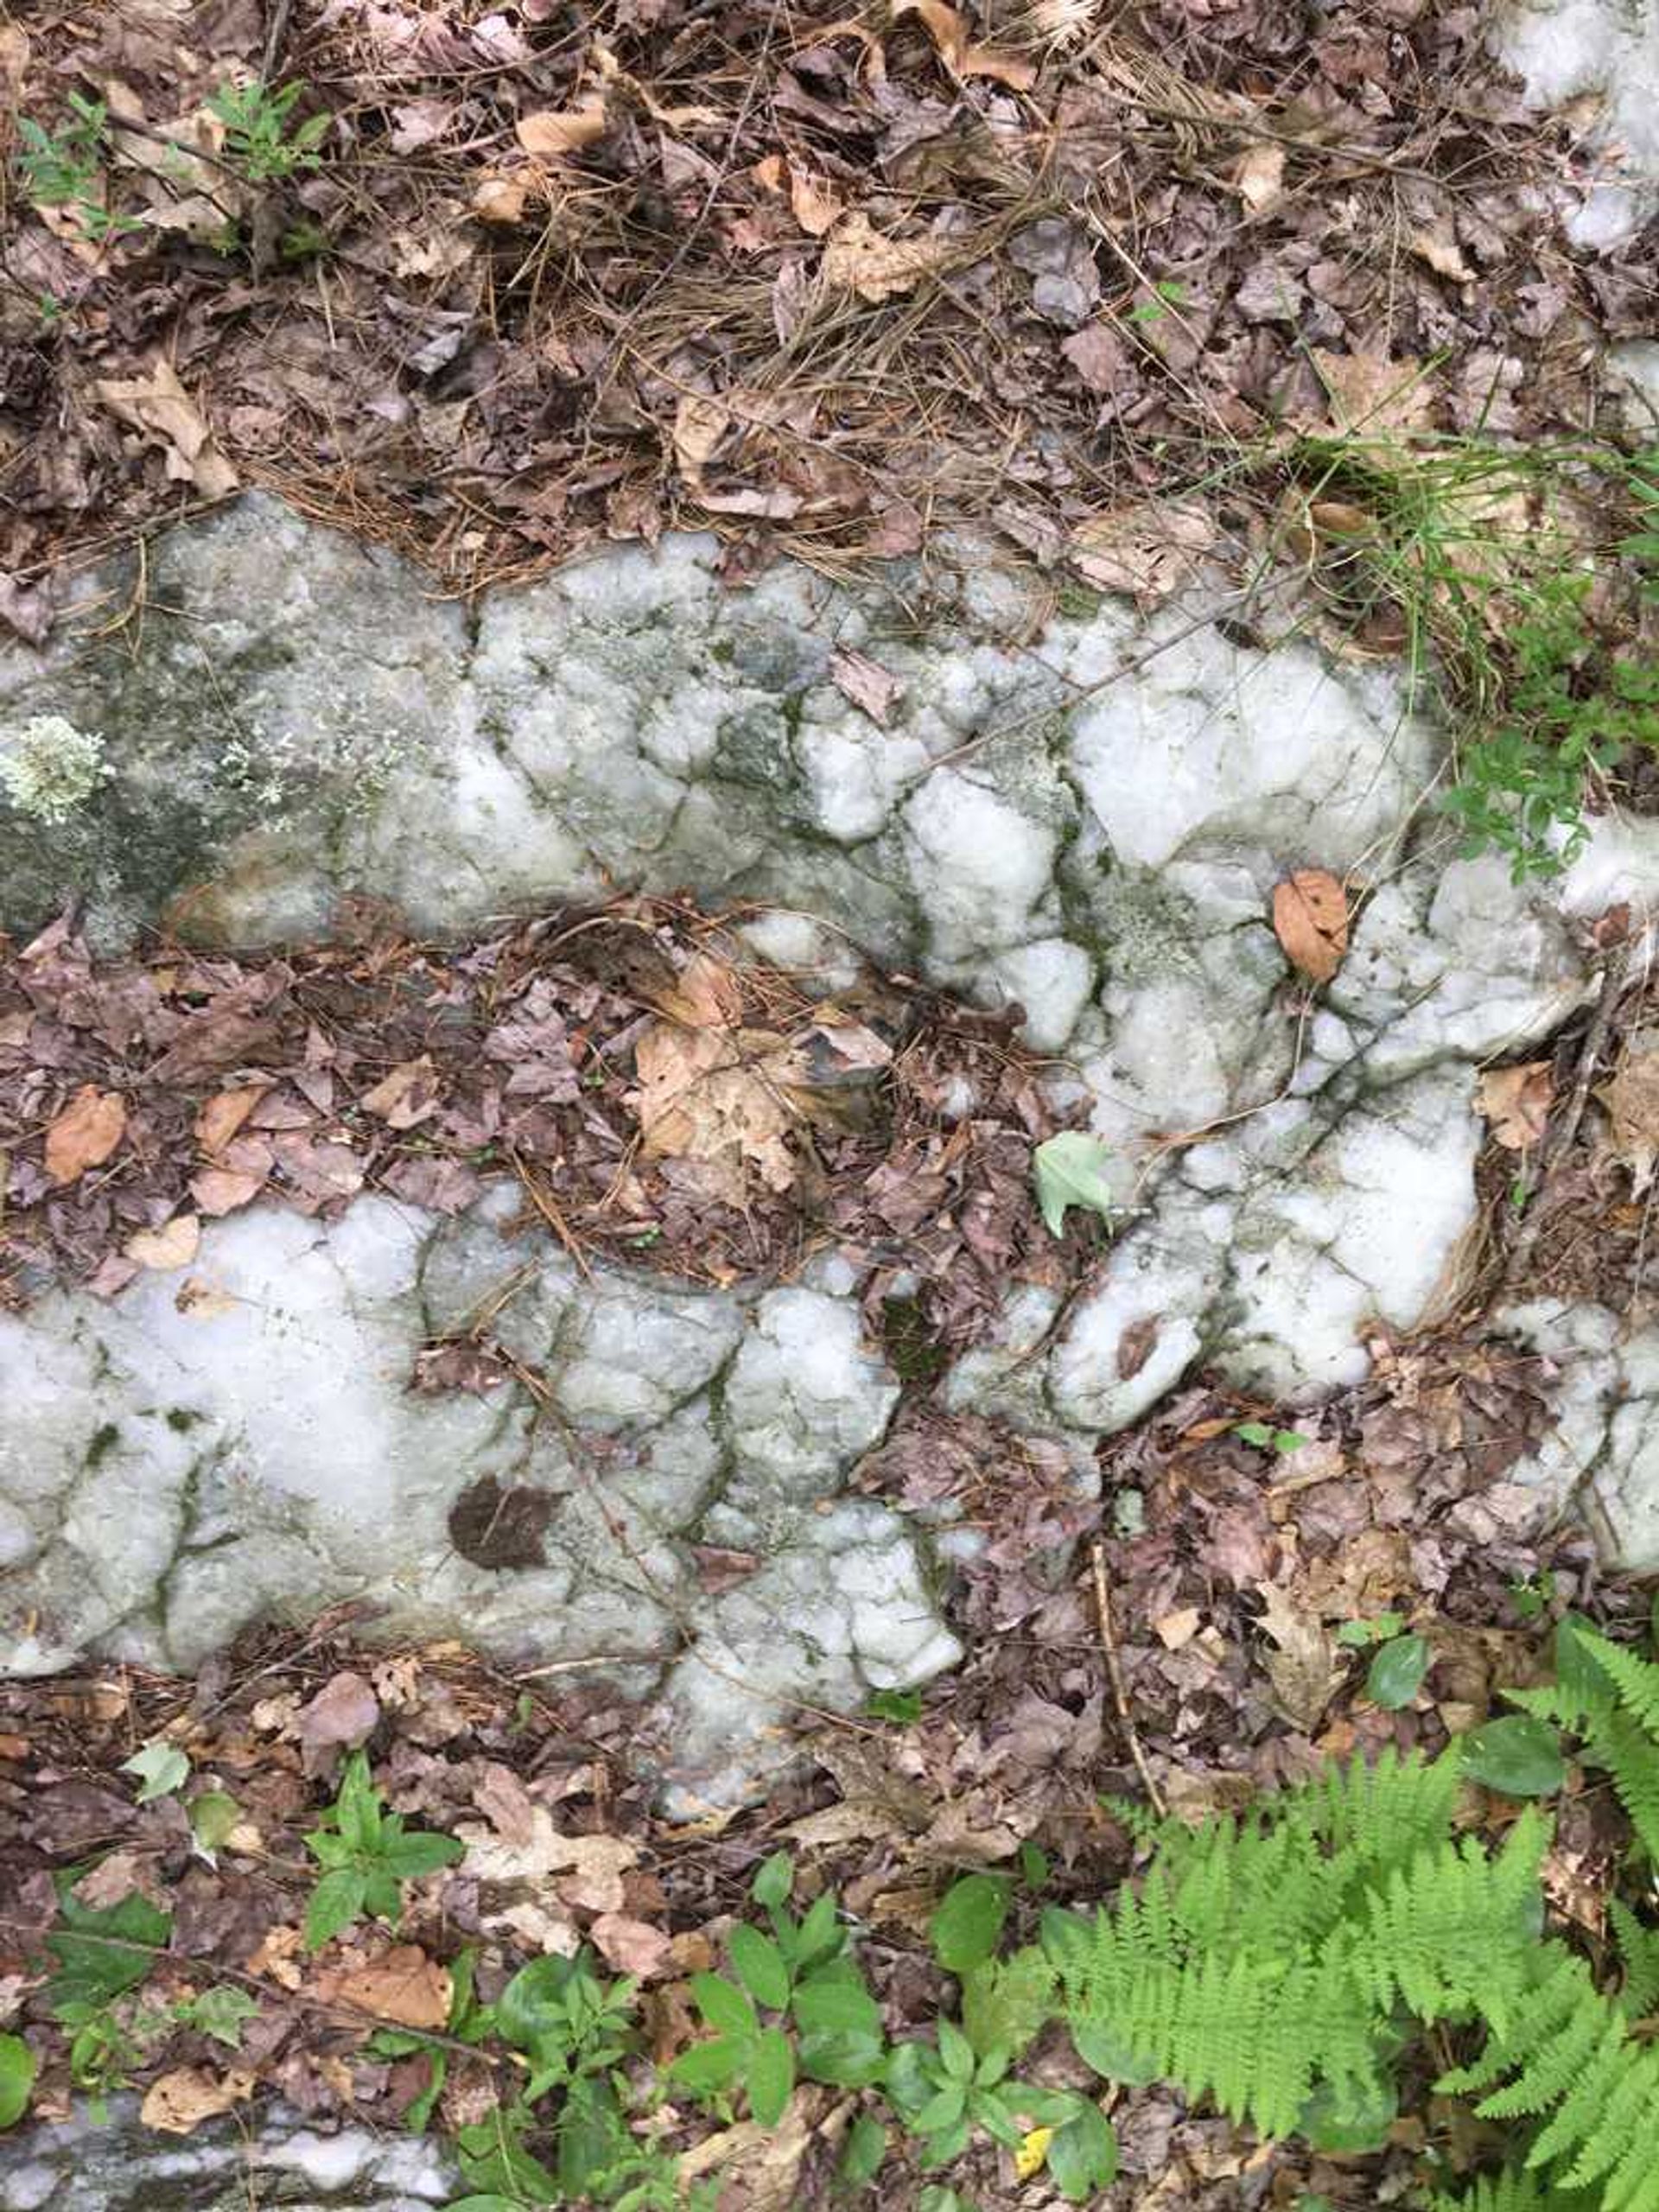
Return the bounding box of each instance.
[3,0,1659,2207]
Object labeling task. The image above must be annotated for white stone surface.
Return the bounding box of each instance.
[0,1196,949,1808]
[1492,0,1659,247]
[8,493,1659,1777]
[0,2101,454,2209]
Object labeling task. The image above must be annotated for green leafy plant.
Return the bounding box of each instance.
[15,95,143,242]
[119,1738,190,1804]
[1033,1131,1115,1237]
[448,1950,697,2209]
[1366,1633,1431,1712]
[0,2035,35,2129]
[208,79,328,182]
[302,1749,463,1949]
[669,1853,887,2123]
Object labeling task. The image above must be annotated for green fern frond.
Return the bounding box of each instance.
[1577,1629,1659,1736]
[1446,1942,1659,2211]
[1341,1813,1547,2032]
[1431,2171,1599,2210]
[1611,1897,1659,2016]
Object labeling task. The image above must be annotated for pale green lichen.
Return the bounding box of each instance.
[0,712,111,823]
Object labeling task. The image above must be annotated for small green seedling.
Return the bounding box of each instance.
[208,79,328,182]
[1128,279,1190,325]
[302,1749,463,1949]
[1235,1421,1308,1454]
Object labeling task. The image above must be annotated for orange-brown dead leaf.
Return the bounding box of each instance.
[822,212,950,303]
[1271,869,1349,984]
[1476,1062,1553,1150]
[893,0,1037,87]
[126,1213,202,1270]
[195,1086,266,1154]
[45,1085,127,1185]
[140,2067,256,2136]
[92,359,238,499]
[1070,501,1217,607]
[326,1943,453,2030]
[516,102,607,157]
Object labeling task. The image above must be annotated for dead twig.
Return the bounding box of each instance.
[1502,944,1635,1293]
[1090,1537,1166,1817]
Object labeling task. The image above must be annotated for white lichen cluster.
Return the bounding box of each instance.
[0,714,111,824]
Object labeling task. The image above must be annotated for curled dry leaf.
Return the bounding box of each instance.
[45,1084,127,1185]
[1599,1036,1659,1196]
[671,393,731,486]
[140,2066,256,2136]
[789,164,843,237]
[125,1213,201,1271]
[1271,869,1349,984]
[472,172,532,224]
[830,646,906,725]
[359,1055,441,1128]
[1476,1061,1553,1150]
[894,0,1037,87]
[1232,139,1286,215]
[195,1086,266,1154]
[515,101,607,156]
[822,212,951,304]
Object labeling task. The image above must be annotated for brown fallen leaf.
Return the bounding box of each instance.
[516,102,607,156]
[45,1085,127,1185]
[1599,1035,1659,1196]
[458,1808,639,1916]
[671,393,730,486]
[327,1943,452,2030]
[140,2067,256,2135]
[126,1213,201,1270]
[830,646,906,726]
[1476,1062,1553,1149]
[894,0,1037,87]
[1271,869,1349,984]
[1070,501,1217,607]
[822,212,950,304]
[1255,1580,1345,1734]
[93,359,238,499]
[648,950,744,1030]
[472,171,532,223]
[296,1670,381,1768]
